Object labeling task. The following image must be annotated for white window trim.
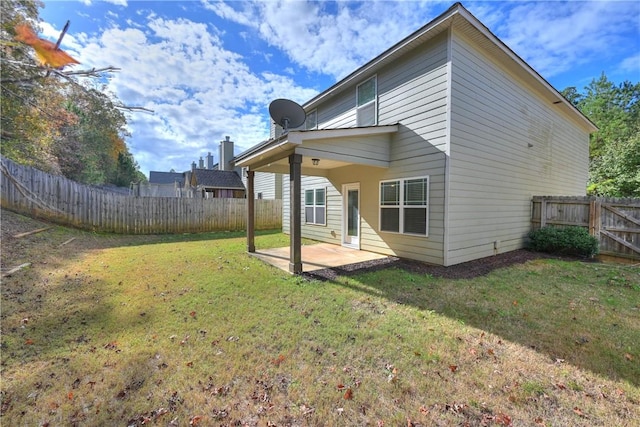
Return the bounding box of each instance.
[379,176,429,236]
[304,187,327,226]
[356,75,377,126]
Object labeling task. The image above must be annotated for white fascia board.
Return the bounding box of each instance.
[234,138,298,168]
[287,124,399,144]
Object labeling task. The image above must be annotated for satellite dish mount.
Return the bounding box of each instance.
[269,99,306,134]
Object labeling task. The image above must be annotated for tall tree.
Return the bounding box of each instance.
[0,0,63,171]
[563,74,640,197]
[1,0,146,186]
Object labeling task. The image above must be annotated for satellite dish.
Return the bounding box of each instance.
[269,99,306,134]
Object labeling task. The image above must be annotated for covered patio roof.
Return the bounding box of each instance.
[238,124,398,274]
[235,124,398,174]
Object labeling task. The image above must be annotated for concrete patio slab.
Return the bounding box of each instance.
[250,243,389,273]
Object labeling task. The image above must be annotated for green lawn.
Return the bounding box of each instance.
[1,218,639,426]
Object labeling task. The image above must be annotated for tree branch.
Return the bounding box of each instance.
[1,64,121,83]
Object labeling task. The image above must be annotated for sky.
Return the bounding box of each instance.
[38,0,640,177]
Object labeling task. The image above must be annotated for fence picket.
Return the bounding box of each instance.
[532,195,640,260]
[1,156,281,234]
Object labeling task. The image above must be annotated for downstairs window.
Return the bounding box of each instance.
[305,187,326,225]
[380,177,428,236]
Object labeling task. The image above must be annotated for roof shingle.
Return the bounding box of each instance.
[193,170,244,189]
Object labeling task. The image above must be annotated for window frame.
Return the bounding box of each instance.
[305,109,318,130]
[379,176,429,236]
[304,187,327,226]
[356,75,377,126]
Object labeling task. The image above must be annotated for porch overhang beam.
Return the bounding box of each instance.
[254,163,330,177]
[235,138,296,169]
[287,124,399,144]
[240,148,295,171]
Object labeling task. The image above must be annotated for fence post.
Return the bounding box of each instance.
[591,199,601,238]
[589,200,595,236]
[540,198,547,228]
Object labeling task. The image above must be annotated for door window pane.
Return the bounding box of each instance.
[347,189,358,236]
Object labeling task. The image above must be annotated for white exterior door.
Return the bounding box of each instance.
[342,183,360,249]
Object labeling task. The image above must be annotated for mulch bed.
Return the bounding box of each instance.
[304,249,588,281]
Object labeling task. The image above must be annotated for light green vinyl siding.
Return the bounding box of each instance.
[282,34,449,265]
[446,30,589,265]
[252,172,282,200]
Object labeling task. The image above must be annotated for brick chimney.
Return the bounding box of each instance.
[207,152,214,170]
[198,156,204,169]
[219,136,234,171]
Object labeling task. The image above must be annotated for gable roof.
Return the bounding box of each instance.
[191,169,245,190]
[302,2,596,133]
[149,171,185,185]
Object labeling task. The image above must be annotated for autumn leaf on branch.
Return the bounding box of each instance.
[14,23,79,68]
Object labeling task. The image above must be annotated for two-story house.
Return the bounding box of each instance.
[235,2,597,273]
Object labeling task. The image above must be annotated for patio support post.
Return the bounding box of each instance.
[246,169,255,253]
[289,153,303,274]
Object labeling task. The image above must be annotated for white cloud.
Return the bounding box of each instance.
[619,53,640,76]
[205,0,438,80]
[54,14,316,175]
[206,1,638,83]
[202,0,256,27]
[478,1,640,78]
[104,0,128,6]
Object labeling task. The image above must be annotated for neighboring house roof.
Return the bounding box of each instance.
[191,169,245,190]
[149,171,185,185]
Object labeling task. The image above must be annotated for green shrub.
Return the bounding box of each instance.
[528,226,599,257]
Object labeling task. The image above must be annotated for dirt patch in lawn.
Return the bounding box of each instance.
[1,209,171,277]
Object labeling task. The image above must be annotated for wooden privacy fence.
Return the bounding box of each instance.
[532,196,640,260]
[1,156,282,234]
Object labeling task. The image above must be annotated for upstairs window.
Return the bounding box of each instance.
[356,76,377,126]
[380,177,429,236]
[305,109,318,130]
[305,187,326,225]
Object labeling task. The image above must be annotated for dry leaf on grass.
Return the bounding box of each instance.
[344,388,353,400]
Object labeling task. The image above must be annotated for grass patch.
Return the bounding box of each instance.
[1,215,639,425]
